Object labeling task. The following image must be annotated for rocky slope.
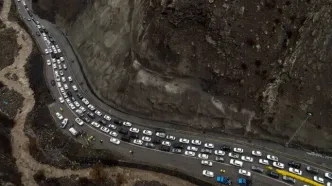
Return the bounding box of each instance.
[32,0,332,153]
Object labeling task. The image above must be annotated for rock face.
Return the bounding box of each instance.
[32,0,332,153]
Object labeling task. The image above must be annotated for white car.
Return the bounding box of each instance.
[46,59,51,65]
[61,77,66,83]
[87,104,95,111]
[230,159,243,167]
[214,150,225,156]
[166,135,176,140]
[267,154,278,162]
[156,132,166,138]
[58,64,62,70]
[63,64,67,70]
[198,153,209,160]
[56,59,61,64]
[325,172,332,180]
[233,147,244,153]
[252,150,262,157]
[327,182,331,186]
[60,56,64,62]
[204,143,214,149]
[241,156,253,162]
[239,169,251,177]
[59,97,64,103]
[95,110,102,116]
[63,84,68,90]
[123,121,132,127]
[65,98,71,103]
[52,63,57,69]
[56,76,61,82]
[91,121,100,128]
[57,82,61,88]
[179,138,190,144]
[109,131,118,137]
[142,136,151,142]
[60,71,64,76]
[51,58,56,63]
[313,176,324,184]
[191,139,202,146]
[68,76,72,82]
[82,98,89,105]
[143,130,152,136]
[201,160,213,167]
[55,112,63,120]
[59,87,65,93]
[104,115,111,121]
[259,159,269,165]
[100,126,110,133]
[129,127,139,133]
[289,167,302,175]
[184,151,195,157]
[61,118,68,128]
[202,170,214,178]
[108,124,117,130]
[74,101,80,107]
[228,152,239,159]
[72,85,78,91]
[162,141,171,146]
[62,92,68,98]
[79,106,86,112]
[44,48,49,54]
[272,162,284,169]
[187,146,198,152]
[133,139,143,146]
[75,118,84,126]
[69,104,75,110]
[110,137,120,145]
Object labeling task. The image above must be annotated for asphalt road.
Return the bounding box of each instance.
[14,0,332,185]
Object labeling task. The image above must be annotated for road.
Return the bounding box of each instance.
[14,0,332,185]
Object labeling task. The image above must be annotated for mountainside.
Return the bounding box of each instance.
[32,0,332,153]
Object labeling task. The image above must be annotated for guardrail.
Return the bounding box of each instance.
[275,169,324,186]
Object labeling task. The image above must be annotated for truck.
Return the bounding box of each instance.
[238,178,252,186]
[216,176,232,185]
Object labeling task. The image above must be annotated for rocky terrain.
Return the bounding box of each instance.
[31,0,332,153]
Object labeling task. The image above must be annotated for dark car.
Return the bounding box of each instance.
[267,171,279,179]
[306,166,318,174]
[172,148,182,154]
[288,161,301,169]
[51,80,55,86]
[77,93,83,99]
[221,145,231,152]
[282,176,296,184]
[121,135,130,142]
[200,148,212,154]
[251,165,264,173]
[129,132,139,139]
[172,142,184,149]
[119,127,129,135]
[160,145,170,152]
[153,137,162,144]
[67,91,72,97]
[82,117,90,123]
[144,143,155,149]
[87,112,95,119]
[215,156,224,162]
[113,119,122,125]
[36,31,40,36]
[98,119,107,126]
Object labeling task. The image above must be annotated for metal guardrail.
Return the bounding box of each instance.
[275,169,324,186]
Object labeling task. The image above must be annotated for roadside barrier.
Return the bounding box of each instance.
[275,169,324,186]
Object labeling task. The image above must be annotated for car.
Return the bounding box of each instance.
[65,98,71,103]
[110,137,120,145]
[104,115,111,121]
[288,161,301,169]
[87,112,95,119]
[233,147,244,153]
[133,139,143,146]
[100,126,110,133]
[230,159,243,167]
[74,101,80,107]
[144,142,155,149]
[267,171,279,179]
[129,127,139,133]
[68,76,72,82]
[252,150,262,157]
[239,169,251,177]
[173,142,184,149]
[59,87,65,93]
[214,150,225,156]
[52,63,57,69]
[156,132,166,138]
[172,148,182,154]
[36,31,41,36]
[76,94,83,100]
[306,166,319,174]
[204,143,214,149]
[62,92,68,98]
[201,160,213,166]
[201,148,212,154]
[272,162,284,169]
[184,151,195,157]
[187,146,198,152]
[56,76,61,83]
[289,167,302,175]
[313,176,324,184]
[198,153,209,159]
[91,121,100,128]
[82,98,89,105]
[63,64,67,69]
[87,104,95,111]
[221,145,231,152]
[202,170,214,178]
[72,85,78,91]
[191,139,202,146]
[55,112,63,120]
[109,131,118,137]
[79,106,86,112]
[142,136,151,142]
[60,118,68,128]
[123,121,132,127]
[325,172,332,180]
[82,117,90,123]
[75,118,84,126]
[46,59,51,65]
[59,97,64,103]
[56,59,61,64]
[60,56,64,62]
[75,109,83,117]
[98,119,107,126]
[166,135,176,140]
[68,127,78,136]
[71,96,76,102]
[215,156,225,162]
[44,48,49,54]
[128,132,138,139]
[159,145,170,152]
[267,154,278,161]
[95,110,102,116]
[241,156,253,162]
[143,130,152,136]
[51,80,56,86]
[107,124,117,130]
[228,152,239,159]
[251,165,264,173]
[119,127,129,135]
[259,159,269,165]
[63,84,68,90]
[327,182,332,186]
[58,64,62,70]
[179,138,189,144]
[162,141,171,146]
[282,176,296,184]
